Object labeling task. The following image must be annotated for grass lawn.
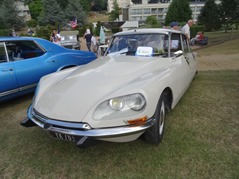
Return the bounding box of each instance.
[0,39,239,178]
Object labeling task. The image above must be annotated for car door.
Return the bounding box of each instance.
[181,35,197,79]
[0,42,18,97]
[6,40,60,90]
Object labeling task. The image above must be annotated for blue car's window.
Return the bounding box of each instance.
[5,41,45,61]
[0,43,8,63]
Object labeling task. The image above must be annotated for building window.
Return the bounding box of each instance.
[144,8,151,14]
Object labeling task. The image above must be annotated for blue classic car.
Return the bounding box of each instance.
[0,36,97,102]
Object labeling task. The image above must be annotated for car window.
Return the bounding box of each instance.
[182,35,190,53]
[0,43,8,63]
[107,34,166,56]
[163,33,182,53]
[5,41,46,61]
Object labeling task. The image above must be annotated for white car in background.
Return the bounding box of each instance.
[21,28,197,147]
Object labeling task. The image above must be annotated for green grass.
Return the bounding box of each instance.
[0,38,239,178]
[0,70,238,178]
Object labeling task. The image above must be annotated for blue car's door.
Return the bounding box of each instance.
[0,42,18,97]
[13,51,59,89]
[5,40,60,91]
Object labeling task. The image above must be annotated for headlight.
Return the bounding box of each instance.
[93,93,146,120]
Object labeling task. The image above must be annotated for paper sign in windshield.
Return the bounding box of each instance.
[136,46,153,56]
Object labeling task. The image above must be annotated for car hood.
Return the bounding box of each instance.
[34,56,170,122]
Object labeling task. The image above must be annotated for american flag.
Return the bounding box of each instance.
[71,17,77,28]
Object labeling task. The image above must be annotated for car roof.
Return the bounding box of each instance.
[113,28,182,36]
[0,36,44,41]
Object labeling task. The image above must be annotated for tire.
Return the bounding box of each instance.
[144,94,166,145]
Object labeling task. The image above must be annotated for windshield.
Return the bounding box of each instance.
[106,34,168,56]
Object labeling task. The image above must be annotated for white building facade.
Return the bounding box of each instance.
[109,0,221,23]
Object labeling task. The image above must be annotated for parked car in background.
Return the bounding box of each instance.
[0,36,97,102]
[21,29,197,147]
[60,31,80,50]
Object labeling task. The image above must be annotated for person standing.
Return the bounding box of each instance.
[9,29,16,37]
[91,35,97,53]
[50,29,61,46]
[83,29,92,51]
[181,20,193,42]
[170,22,179,30]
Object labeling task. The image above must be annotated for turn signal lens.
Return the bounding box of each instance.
[127,116,148,125]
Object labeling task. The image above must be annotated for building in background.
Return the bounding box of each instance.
[108,0,131,13]
[109,0,220,23]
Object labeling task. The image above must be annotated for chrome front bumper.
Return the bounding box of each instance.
[25,105,155,139]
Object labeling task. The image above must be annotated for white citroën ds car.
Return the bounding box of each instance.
[21,28,197,147]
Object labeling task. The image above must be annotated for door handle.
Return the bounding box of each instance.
[2,68,13,72]
[47,59,56,63]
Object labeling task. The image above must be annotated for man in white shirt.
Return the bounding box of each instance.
[181,20,194,42]
[50,29,61,46]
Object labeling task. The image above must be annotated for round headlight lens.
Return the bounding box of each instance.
[109,97,125,111]
[126,94,145,111]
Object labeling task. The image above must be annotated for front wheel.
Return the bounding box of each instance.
[144,95,166,145]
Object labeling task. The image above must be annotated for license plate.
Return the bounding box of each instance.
[49,132,75,142]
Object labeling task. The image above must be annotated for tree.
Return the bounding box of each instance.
[28,0,43,21]
[0,0,25,29]
[57,0,69,9]
[164,0,192,25]
[198,0,221,31]
[78,0,91,12]
[109,0,120,21]
[91,0,108,11]
[145,15,160,28]
[65,0,87,25]
[219,0,239,32]
[38,0,65,26]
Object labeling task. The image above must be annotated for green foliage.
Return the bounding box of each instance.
[64,0,87,25]
[145,16,160,28]
[56,0,69,9]
[28,0,42,21]
[26,19,37,27]
[38,0,66,26]
[36,26,52,39]
[78,0,91,12]
[165,0,192,25]
[0,0,25,30]
[91,0,108,11]
[109,0,120,21]
[0,29,9,36]
[198,0,221,31]
[219,0,239,31]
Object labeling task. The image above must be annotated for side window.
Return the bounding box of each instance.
[163,33,181,55]
[0,43,8,63]
[6,41,45,61]
[182,34,190,53]
[170,33,181,52]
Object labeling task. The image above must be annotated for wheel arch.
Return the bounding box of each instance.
[58,65,77,71]
[161,87,173,112]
